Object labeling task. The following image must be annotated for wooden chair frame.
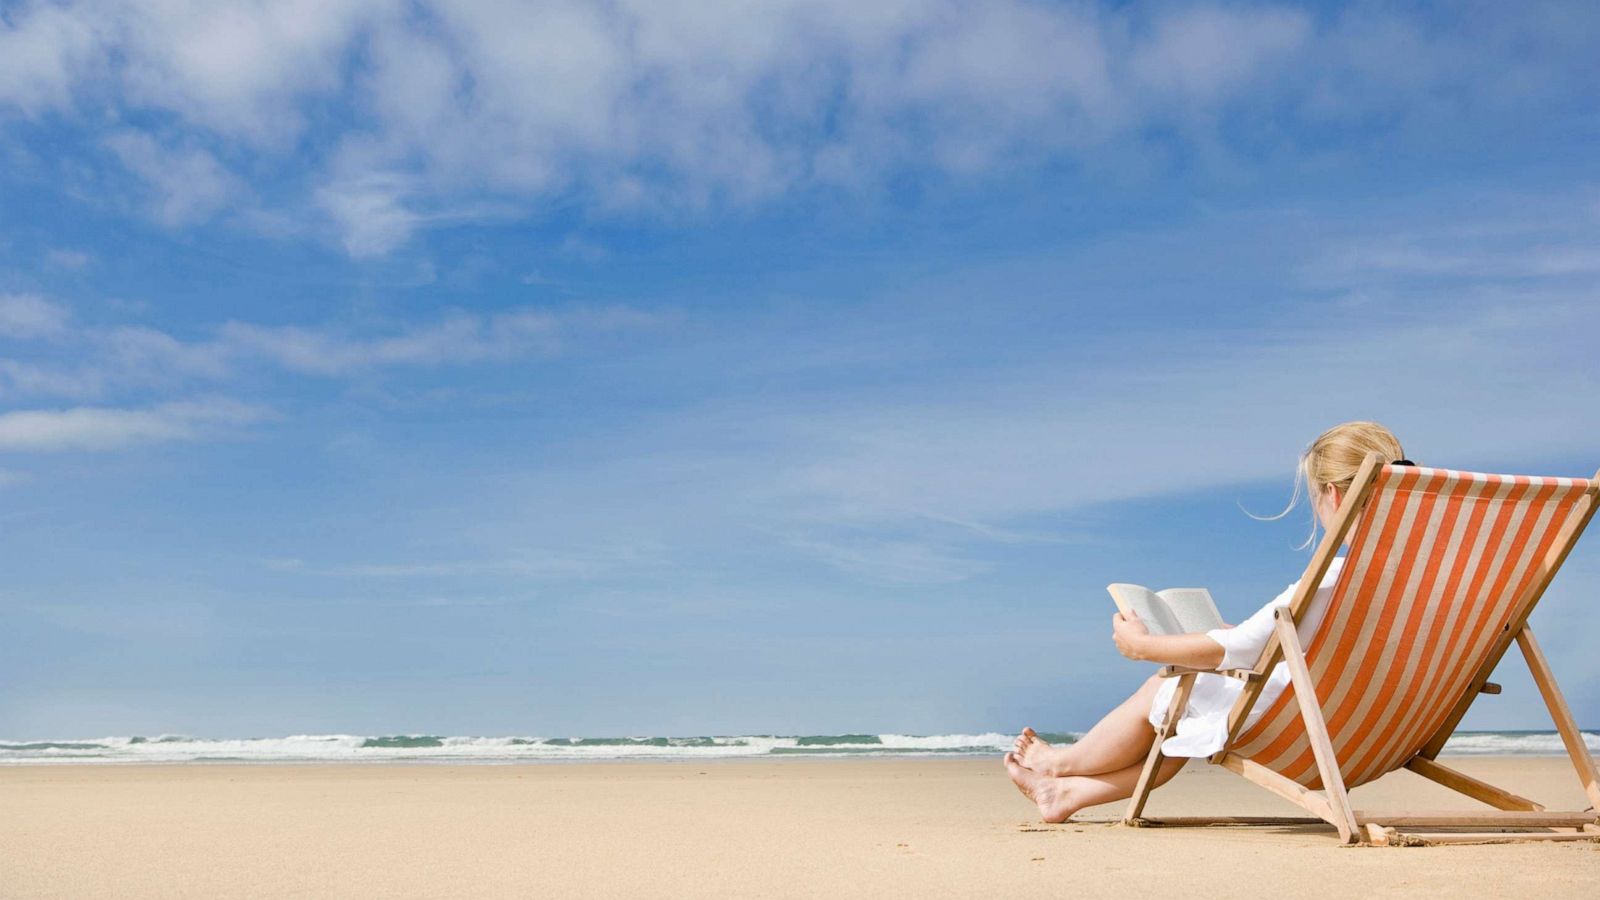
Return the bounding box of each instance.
[1123,453,1600,845]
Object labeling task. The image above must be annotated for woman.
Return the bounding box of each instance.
[1004,421,1406,822]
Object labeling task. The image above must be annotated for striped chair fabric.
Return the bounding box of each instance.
[1231,464,1593,789]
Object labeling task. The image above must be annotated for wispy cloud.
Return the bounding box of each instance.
[0,300,671,400]
[786,536,989,585]
[774,293,1597,530]
[1129,5,1309,103]
[1308,230,1600,282]
[104,130,241,227]
[218,305,669,375]
[43,248,92,270]
[0,293,70,338]
[435,195,1597,588]
[0,397,273,451]
[306,545,669,582]
[325,558,600,580]
[0,358,106,398]
[314,171,423,258]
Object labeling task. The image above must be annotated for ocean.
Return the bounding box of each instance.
[1,730,1594,764]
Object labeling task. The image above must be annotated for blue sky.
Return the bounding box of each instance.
[1,1,1597,738]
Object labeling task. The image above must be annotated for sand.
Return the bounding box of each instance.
[2,756,1596,898]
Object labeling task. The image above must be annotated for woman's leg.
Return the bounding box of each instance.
[1004,752,1186,823]
[1014,673,1165,777]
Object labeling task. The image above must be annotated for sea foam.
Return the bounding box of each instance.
[0,730,1590,764]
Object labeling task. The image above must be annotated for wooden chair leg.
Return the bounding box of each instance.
[1517,626,1600,811]
[1218,753,1345,826]
[1405,756,1544,811]
[1275,611,1360,843]
[1124,673,1194,823]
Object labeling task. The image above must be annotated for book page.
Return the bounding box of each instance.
[1105,584,1184,636]
[1156,588,1224,634]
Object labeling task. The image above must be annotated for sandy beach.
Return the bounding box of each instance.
[2,756,1595,898]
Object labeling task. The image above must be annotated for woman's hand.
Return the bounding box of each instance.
[1112,610,1152,660]
[1111,611,1229,668]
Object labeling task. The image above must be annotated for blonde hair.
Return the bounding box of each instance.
[1253,421,1406,548]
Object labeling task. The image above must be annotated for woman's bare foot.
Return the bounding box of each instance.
[1003,752,1076,823]
[1012,727,1074,777]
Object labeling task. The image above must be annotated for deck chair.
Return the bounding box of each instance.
[1122,453,1600,845]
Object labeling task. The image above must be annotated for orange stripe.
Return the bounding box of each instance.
[1280,464,1420,781]
[1250,466,1404,779]
[1388,483,1570,768]
[1354,475,1510,773]
[1399,479,1547,746]
[1367,480,1553,777]
[1244,468,1409,782]
[1344,474,1491,785]
[1415,490,1575,755]
[1276,467,1426,784]
[1239,477,1402,775]
[1499,492,1581,625]
[1327,469,1438,744]
[1254,470,1491,778]
[1337,470,1458,784]
[1233,471,1592,789]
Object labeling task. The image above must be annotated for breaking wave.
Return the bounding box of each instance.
[0,730,1587,764]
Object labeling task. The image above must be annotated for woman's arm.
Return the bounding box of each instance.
[1111,610,1227,669]
[1111,575,1305,671]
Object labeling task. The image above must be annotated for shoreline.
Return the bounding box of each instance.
[3,727,1591,766]
[4,755,1595,898]
[0,748,1590,767]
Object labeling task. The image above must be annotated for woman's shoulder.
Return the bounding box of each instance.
[1321,555,1347,583]
[1282,555,1346,594]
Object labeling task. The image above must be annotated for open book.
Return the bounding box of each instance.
[1106,583,1224,636]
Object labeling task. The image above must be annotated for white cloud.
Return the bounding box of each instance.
[219,305,663,375]
[44,248,93,270]
[0,293,70,338]
[314,171,422,258]
[301,543,669,583]
[1130,6,1310,102]
[220,316,498,374]
[0,2,102,114]
[326,556,601,580]
[0,293,669,402]
[0,397,273,451]
[99,325,232,379]
[105,130,240,226]
[0,358,105,398]
[1298,4,1593,124]
[786,536,988,585]
[112,0,391,145]
[0,322,233,400]
[6,2,1587,254]
[1309,231,1600,281]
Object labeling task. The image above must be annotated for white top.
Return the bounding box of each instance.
[1146,557,1345,758]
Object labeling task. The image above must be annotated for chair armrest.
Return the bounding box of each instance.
[1157,665,1259,681]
